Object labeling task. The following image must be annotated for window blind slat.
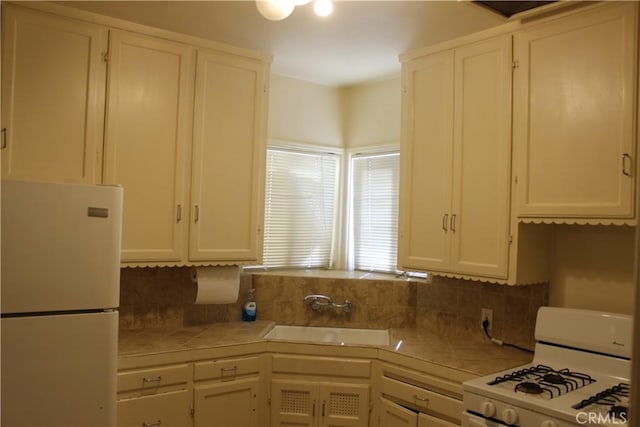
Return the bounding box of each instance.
[351,152,400,272]
[263,148,339,268]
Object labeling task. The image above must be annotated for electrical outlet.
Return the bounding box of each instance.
[481,308,493,330]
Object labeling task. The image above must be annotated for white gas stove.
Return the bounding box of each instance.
[463,307,632,426]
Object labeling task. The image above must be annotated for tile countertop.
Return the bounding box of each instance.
[118,321,533,377]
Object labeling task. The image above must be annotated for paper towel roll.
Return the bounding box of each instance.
[191,266,240,304]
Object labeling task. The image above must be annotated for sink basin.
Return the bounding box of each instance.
[263,325,389,346]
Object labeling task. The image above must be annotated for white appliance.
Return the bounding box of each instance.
[462,307,632,426]
[1,179,123,426]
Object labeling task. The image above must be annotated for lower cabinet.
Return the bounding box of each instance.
[380,398,458,427]
[374,362,467,427]
[116,364,192,427]
[116,348,471,427]
[194,378,259,427]
[118,390,192,427]
[271,380,370,427]
[193,355,264,427]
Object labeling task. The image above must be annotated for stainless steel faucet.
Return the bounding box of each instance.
[304,294,352,313]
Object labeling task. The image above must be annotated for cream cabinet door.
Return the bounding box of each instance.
[189,49,267,263]
[194,378,259,427]
[271,380,369,427]
[514,3,637,219]
[104,30,194,263]
[379,398,417,427]
[450,35,512,278]
[117,390,192,427]
[399,35,512,279]
[271,380,317,427]
[417,413,458,427]
[319,383,369,427]
[1,5,107,183]
[398,50,454,273]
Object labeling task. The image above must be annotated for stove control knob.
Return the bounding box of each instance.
[541,421,557,427]
[480,401,496,418]
[502,408,519,425]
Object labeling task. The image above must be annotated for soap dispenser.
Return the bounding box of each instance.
[242,288,257,321]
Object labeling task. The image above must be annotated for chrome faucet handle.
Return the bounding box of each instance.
[304,294,333,311]
[304,294,333,303]
[331,300,352,313]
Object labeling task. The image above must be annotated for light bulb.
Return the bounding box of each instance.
[256,0,295,21]
[313,0,333,17]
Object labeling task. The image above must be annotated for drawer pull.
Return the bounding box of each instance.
[221,366,237,378]
[414,395,429,404]
[142,421,161,427]
[142,376,162,384]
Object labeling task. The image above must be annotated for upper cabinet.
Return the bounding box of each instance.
[1,6,107,183]
[398,35,513,280]
[2,3,271,267]
[104,33,269,267]
[513,2,638,222]
[189,50,267,263]
[103,30,195,264]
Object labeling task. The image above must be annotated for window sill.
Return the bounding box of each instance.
[248,268,430,283]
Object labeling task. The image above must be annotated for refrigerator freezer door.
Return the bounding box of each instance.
[1,311,118,426]
[1,179,123,313]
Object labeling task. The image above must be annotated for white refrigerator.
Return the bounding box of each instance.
[1,179,123,426]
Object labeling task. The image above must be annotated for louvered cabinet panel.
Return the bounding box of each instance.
[271,380,370,427]
[320,383,369,427]
[271,380,317,427]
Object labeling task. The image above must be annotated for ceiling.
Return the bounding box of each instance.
[59,1,508,87]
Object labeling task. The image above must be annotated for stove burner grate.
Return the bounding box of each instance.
[488,364,596,399]
[572,383,630,410]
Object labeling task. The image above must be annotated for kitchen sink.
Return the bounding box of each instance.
[263,325,389,346]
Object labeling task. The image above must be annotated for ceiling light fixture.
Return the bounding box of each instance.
[256,0,333,21]
[313,0,333,17]
[255,0,295,21]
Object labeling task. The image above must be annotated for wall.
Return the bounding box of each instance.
[549,225,636,315]
[268,74,343,147]
[341,76,401,149]
[120,267,546,349]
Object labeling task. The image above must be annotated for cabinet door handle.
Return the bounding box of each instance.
[322,400,326,417]
[413,394,429,404]
[142,376,162,384]
[176,205,182,223]
[622,153,632,177]
[142,421,161,427]
[442,214,448,232]
[194,205,199,223]
[1,128,6,149]
[450,214,456,232]
[312,400,316,416]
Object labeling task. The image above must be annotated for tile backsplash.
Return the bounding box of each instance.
[119,267,547,348]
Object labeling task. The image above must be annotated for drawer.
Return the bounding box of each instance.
[272,355,370,378]
[194,356,261,381]
[381,363,462,399]
[118,364,190,395]
[117,389,191,427]
[381,376,462,423]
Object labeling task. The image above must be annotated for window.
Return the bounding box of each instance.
[262,147,340,268]
[349,151,400,273]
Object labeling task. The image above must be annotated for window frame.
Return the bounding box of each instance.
[259,140,344,270]
[345,144,401,274]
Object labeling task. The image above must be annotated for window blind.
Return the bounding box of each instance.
[351,151,400,272]
[263,148,340,268]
